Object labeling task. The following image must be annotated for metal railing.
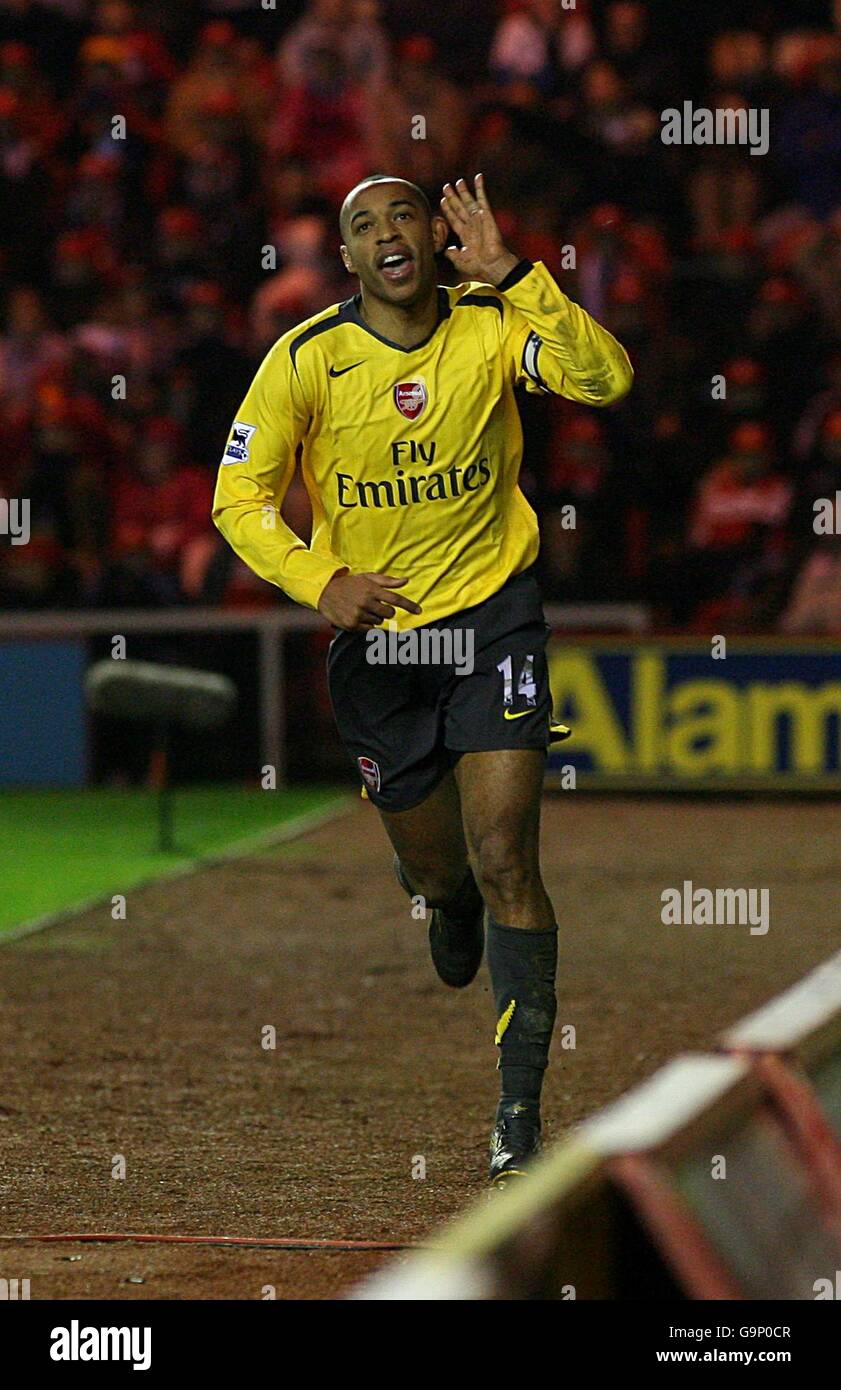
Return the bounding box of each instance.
[0,602,650,778]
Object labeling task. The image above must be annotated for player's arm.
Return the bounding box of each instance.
[212,340,347,609]
[213,340,422,629]
[441,175,633,407]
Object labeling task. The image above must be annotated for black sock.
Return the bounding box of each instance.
[487,916,558,1111]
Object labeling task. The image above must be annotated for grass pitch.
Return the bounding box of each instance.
[0,784,346,938]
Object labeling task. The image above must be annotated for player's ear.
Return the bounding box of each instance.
[430,214,450,255]
[340,243,355,274]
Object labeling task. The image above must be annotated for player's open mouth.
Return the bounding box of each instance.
[377,250,415,283]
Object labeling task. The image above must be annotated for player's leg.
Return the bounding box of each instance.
[454,748,558,1186]
[326,626,485,986]
[454,747,554,930]
[380,771,486,989]
[378,769,467,903]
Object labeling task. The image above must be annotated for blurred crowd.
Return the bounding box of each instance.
[1,0,840,632]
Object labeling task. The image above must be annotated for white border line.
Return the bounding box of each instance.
[0,793,354,946]
[721,947,841,1051]
[579,1053,749,1153]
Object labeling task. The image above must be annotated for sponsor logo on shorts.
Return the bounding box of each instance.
[393,379,428,420]
[222,422,257,464]
[357,756,381,792]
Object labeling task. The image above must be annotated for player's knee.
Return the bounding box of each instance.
[473,834,539,912]
[400,855,467,908]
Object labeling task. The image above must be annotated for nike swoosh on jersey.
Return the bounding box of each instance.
[329,362,364,377]
[503,708,533,720]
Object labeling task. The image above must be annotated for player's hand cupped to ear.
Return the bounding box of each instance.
[318,571,423,631]
[440,175,519,287]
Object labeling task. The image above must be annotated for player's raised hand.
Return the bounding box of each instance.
[440,175,520,286]
[318,571,423,631]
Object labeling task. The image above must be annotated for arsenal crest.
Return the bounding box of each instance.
[357,756,381,793]
[393,380,428,421]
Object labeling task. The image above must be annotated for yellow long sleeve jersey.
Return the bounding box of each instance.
[212,259,633,628]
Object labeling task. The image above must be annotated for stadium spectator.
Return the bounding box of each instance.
[780,533,841,634]
[370,36,466,188]
[793,353,841,462]
[791,406,841,542]
[686,421,792,627]
[0,286,68,406]
[601,1,675,106]
[267,41,370,206]
[276,0,390,93]
[101,415,214,605]
[166,20,266,158]
[490,0,596,98]
[539,412,612,599]
[773,31,841,217]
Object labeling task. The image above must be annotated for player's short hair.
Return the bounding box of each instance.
[339,176,432,240]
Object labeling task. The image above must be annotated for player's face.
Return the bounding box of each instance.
[340,183,448,306]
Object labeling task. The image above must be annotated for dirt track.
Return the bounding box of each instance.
[1,796,839,1299]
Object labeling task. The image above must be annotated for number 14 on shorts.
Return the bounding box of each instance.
[497,653,537,711]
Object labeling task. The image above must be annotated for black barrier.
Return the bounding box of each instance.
[85,660,237,851]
